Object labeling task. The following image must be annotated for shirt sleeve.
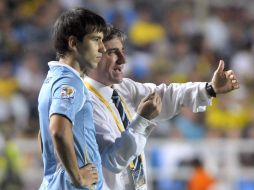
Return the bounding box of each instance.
[92,97,150,173]
[129,114,156,137]
[49,76,83,125]
[118,78,212,122]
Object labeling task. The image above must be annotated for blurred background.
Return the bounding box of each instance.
[0,0,254,189]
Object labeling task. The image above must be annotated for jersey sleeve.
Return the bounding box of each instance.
[49,76,84,125]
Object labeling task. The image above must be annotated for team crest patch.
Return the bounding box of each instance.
[60,85,75,99]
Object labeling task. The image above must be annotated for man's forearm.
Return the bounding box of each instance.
[101,115,151,173]
[52,131,82,186]
[38,130,42,154]
[50,115,82,186]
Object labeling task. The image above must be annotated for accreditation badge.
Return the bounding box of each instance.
[131,162,146,190]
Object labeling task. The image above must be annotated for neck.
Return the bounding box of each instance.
[59,55,82,74]
[87,69,112,86]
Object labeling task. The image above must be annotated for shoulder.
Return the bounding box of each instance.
[121,77,136,85]
[51,68,83,89]
[116,78,137,91]
[51,73,84,101]
[116,78,149,95]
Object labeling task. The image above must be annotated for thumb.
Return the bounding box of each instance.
[216,60,224,73]
[142,91,155,102]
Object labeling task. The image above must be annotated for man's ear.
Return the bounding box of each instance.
[68,36,78,51]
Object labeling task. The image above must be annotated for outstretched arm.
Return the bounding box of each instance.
[117,60,239,121]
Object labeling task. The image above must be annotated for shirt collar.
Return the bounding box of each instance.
[48,61,81,79]
[84,76,114,101]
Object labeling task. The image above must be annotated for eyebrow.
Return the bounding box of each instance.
[93,35,103,39]
[91,33,103,39]
[106,47,125,52]
[106,48,118,52]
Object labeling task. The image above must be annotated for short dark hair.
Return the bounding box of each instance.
[103,24,127,43]
[53,8,106,58]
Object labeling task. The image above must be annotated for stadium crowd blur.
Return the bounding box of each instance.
[0,0,254,189]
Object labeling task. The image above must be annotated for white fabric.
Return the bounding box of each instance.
[84,77,212,190]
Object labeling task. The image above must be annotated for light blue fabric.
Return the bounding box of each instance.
[38,62,102,190]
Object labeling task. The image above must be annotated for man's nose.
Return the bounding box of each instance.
[117,51,126,64]
[99,42,106,53]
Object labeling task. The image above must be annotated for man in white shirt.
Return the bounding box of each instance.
[85,25,239,190]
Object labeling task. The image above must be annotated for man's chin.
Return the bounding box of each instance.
[88,62,98,69]
[79,60,98,71]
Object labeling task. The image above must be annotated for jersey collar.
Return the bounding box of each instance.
[48,61,81,79]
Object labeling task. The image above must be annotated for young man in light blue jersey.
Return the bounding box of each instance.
[38,8,106,189]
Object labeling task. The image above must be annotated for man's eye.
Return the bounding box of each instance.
[93,37,100,42]
[107,50,115,55]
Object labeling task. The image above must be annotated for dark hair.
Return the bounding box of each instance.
[103,24,127,43]
[53,8,106,58]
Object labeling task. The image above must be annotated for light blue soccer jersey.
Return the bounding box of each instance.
[38,61,103,190]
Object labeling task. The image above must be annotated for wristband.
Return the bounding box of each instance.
[206,83,216,97]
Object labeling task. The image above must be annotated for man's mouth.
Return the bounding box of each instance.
[114,67,122,73]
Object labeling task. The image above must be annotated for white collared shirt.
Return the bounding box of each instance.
[84,77,211,190]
